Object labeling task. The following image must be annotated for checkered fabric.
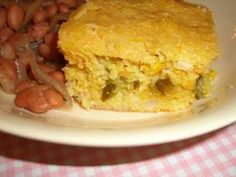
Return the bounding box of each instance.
[0,123,235,177]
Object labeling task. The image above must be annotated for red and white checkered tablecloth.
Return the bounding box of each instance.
[0,123,235,177]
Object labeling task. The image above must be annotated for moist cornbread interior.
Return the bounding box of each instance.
[58,0,218,112]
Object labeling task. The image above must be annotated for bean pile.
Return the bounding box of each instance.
[0,0,83,113]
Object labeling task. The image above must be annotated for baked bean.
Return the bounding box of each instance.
[28,21,50,41]
[38,43,52,59]
[33,8,48,23]
[44,88,64,108]
[0,27,13,44]
[56,0,78,8]
[47,3,58,18]
[0,8,7,29]
[7,3,24,30]
[58,3,70,14]
[0,58,17,80]
[49,71,65,83]
[15,85,51,113]
[14,80,38,94]
[0,42,15,60]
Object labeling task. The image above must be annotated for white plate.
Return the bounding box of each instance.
[0,0,236,147]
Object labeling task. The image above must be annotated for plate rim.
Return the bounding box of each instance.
[0,0,236,147]
[0,105,235,147]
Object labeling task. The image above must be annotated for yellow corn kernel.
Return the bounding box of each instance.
[148,61,164,75]
[208,70,217,80]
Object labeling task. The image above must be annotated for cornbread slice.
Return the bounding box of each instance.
[58,0,219,112]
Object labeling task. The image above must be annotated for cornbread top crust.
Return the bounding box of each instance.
[59,0,218,73]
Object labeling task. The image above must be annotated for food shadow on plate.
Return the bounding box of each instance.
[0,125,231,166]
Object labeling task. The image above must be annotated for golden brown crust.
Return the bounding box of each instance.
[59,0,218,68]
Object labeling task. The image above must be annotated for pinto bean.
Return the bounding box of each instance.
[58,3,69,14]
[14,80,38,94]
[44,32,61,59]
[0,42,15,60]
[0,8,7,29]
[15,85,64,113]
[44,88,64,108]
[17,50,32,67]
[7,3,24,30]
[47,3,58,18]
[49,71,65,83]
[38,43,52,59]
[14,85,51,113]
[29,63,55,81]
[37,56,46,64]
[0,58,17,81]
[38,64,55,73]
[0,27,13,44]
[28,21,50,41]
[56,0,78,8]
[44,32,58,45]
[33,8,48,24]
[30,63,66,87]
[8,32,30,51]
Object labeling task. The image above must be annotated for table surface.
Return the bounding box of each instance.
[0,123,235,177]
